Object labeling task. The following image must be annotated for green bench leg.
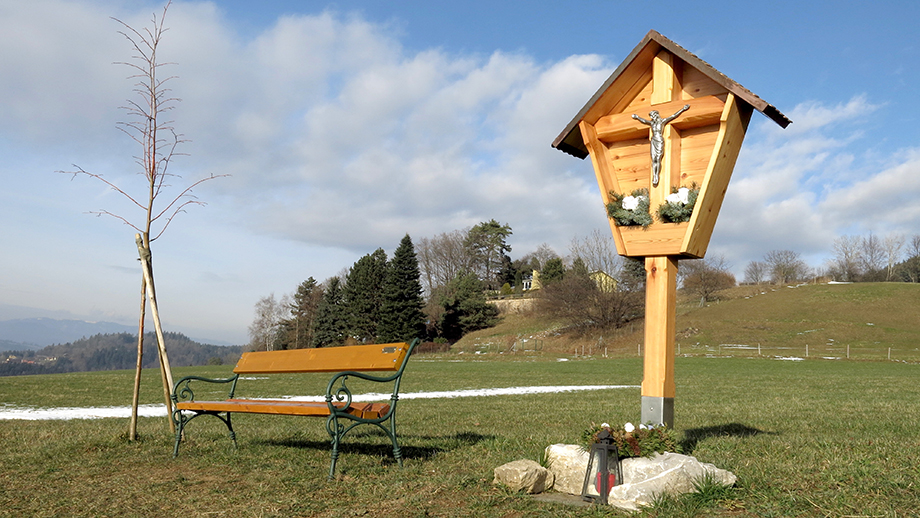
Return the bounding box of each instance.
[172,412,185,458]
[172,410,237,457]
[387,415,403,467]
[327,416,343,480]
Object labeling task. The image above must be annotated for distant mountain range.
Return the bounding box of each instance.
[0,317,230,349]
[1,331,245,376]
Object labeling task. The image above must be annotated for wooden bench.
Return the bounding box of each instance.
[171,339,420,478]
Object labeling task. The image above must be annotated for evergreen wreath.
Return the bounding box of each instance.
[606,188,652,227]
[582,422,681,458]
[657,184,700,223]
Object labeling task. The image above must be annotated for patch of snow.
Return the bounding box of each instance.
[775,356,805,361]
[0,385,639,421]
[0,404,165,421]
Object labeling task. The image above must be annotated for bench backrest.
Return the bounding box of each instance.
[233,342,412,374]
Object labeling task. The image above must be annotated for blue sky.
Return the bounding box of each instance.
[1,0,918,344]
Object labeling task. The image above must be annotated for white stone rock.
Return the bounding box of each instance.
[493,459,554,494]
[542,445,737,511]
[543,444,589,495]
[608,452,737,511]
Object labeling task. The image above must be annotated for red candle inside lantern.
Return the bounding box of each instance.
[596,471,616,492]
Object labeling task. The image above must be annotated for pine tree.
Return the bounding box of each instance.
[312,277,348,347]
[438,271,500,340]
[280,277,322,349]
[570,257,590,278]
[378,235,426,343]
[464,220,513,290]
[344,249,388,343]
[541,257,566,285]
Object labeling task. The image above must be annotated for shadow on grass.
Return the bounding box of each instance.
[261,430,491,463]
[680,423,776,453]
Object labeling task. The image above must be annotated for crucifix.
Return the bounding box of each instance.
[632,105,689,187]
[553,30,790,428]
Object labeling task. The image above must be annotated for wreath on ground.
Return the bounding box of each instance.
[582,422,681,458]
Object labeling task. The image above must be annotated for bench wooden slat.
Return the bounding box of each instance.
[233,342,409,374]
[177,400,391,419]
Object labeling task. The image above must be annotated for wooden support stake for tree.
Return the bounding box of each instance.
[128,275,147,440]
[136,233,176,433]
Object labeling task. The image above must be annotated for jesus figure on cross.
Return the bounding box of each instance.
[633,104,690,186]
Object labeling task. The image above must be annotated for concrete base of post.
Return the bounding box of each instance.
[641,396,674,428]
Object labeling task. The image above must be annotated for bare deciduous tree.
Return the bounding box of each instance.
[248,293,291,351]
[417,229,471,296]
[899,234,920,283]
[680,255,736,305]
[743,260,768,285]
[831,235,862,282]
[909,235,920,259]
[859,232,885,279]
[884,233,905,281]
[59,2,226,439]
[529,243,561,271]
[764,250,809,285]
[569,229,622,277]
[538,274,643,331]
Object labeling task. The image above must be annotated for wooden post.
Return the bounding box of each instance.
[552,31,790,430]
[136,233,176,433]
[641,256,678,427]
[128,275,146,440]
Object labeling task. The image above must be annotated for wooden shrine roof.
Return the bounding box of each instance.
[552,30,792,159]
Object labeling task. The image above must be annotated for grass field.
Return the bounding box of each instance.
[1,352,919,517]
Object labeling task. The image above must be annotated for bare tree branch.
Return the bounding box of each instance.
[57,165,147,211]
[87,210,144,233]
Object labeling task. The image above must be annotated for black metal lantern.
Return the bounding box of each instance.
[581,429,622,504]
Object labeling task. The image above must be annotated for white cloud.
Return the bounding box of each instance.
[5,1,919,342]
[1,1,612,260]
[819,148,920,232]
[0,0,125,150]
[777,94,882,136]
[713,94,919,275]
[144,10,615,254]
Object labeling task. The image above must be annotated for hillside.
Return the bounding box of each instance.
[678,282,920,360]
[1,332,244,376]
[0,317,139,349]
[0,317,235,349]
[455,282,920,361]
